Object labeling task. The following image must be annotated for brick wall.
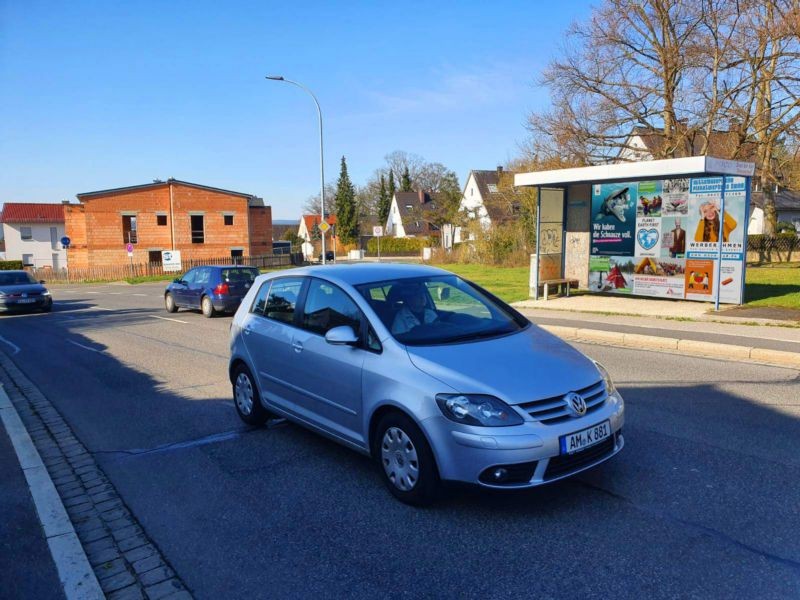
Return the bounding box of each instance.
[66,182,272,268]
[248,206,273,256]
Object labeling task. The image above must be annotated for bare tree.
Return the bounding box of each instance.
[302,182,338,216]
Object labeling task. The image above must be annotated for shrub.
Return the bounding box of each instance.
[367,237,429,254]
[0,260,24,270]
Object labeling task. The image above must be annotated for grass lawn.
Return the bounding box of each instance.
[744,263,800,309]
[438,264,530,303]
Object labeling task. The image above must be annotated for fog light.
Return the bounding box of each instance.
[493,468,508,481]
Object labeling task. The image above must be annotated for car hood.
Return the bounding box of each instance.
[405,325,601,405]
[0,283,48,295]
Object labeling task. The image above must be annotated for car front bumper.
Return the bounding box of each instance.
[0,296,52,312]
[421,392,625,489]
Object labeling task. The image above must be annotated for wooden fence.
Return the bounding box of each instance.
[30,253,303,284]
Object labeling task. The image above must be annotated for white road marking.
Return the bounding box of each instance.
[0,387,104,599]
[149,315,188,324]
[85,291,100,294]
[132,293,147,297]
[95,307,114,311]
[0,335,21,355]
[107,292,122,295]
[66,340,104,353]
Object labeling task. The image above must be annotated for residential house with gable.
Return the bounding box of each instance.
[0,202,66,268]
[385,191,441,239]
[453,167,524,245]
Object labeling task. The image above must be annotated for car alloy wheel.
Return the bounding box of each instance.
[231,364,270,426]
[381,427,419,492]
[235,372,254,416]
[201,296,215,318]
[165,293,178,313]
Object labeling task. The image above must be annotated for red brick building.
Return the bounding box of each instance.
[65,179,272,268]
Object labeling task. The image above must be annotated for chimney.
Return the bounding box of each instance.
[418,190,426,204]
[61,200,70,205]
[497,165,503,175]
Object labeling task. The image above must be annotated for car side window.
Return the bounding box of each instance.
[250,281,271,315]
[181,269,196,284]
[301,279,362,338]
[264,278,304,324]
[195,268,212,285]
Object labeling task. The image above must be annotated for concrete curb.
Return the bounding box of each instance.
[0,385,104,600]
[539,325,800,369]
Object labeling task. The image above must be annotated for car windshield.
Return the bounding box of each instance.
[356,275,528,346]
[0,272,37,286]
[220,268,259,283]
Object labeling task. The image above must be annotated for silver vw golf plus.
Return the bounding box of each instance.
[229,264,624,505]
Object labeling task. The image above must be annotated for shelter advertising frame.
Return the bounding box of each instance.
[515,157,755,310]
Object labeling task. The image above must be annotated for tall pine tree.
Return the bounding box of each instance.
[400,166,413,192]
[387,169,396,215]
[377,174,390,227]
[335,156,358,244]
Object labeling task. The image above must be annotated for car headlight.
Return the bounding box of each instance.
[435,394,524,427]
[42,290,51,296]
[594,361,617,396]
[0,292,5,298]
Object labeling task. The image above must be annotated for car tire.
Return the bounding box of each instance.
[165,293,178,313]
[41,301,52,313]
[232,364,271,426]
[375,411,440,506]
[201,295,216,318]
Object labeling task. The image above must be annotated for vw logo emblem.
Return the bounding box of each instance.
[564,392,587,417]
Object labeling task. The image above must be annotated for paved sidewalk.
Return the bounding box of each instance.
[0,424,64,600]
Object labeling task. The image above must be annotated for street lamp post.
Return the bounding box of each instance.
[266,75,327,264]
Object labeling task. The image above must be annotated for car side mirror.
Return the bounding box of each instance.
[39,280,46,284]
[173,278,183,284]
[325,325,359,346]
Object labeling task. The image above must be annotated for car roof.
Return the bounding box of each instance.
[194,265,258,270]
[262,262,454,286]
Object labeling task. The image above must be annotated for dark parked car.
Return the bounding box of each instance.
[0,270,53,313]
[318,250,335,263]
[165,265,260,317]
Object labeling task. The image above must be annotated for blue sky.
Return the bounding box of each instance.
[1,0,594,219]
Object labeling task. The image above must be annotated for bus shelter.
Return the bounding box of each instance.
[514,156,755,310]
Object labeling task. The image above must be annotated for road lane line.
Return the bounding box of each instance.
[66,340,103,353]
[0,335,21,355]
[132,293,147,297]
[0,386,104,600]
[149,315,188,324]
[85,291,100,294]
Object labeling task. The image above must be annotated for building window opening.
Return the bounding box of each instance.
[122,215,137,243]
[148,251,163,265]
[191,215,205,244]
[230,249,243,264]
[224,214,234,226]
[21,227,32,241]
[157,215,167,226]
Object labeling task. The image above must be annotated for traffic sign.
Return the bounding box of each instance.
[318,221,330,233]
[373,226,383,237]
[126,243,134,253]
[60,236,71,248]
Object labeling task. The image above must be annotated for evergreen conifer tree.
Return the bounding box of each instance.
[335,156,358,244]
[400,166,413,192]
[377,174,390,227]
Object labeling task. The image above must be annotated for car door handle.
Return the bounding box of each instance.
[243,326,252,335]
[292,341,303,353]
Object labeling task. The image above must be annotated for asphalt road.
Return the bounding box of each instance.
[1,282,799,599]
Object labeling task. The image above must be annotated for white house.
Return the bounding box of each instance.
[748,190,800,234]
[385,191,441,239]
[0,203,67,268]
[453,167,521,245]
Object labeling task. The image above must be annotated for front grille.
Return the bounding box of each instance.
[544,435,616,481]
[517,380,606,424]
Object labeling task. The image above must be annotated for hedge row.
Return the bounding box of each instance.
[366,237,430,254]
[0,260,24,270]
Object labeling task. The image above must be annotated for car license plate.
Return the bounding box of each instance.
[17,298,36,304]
[560,420,611,455]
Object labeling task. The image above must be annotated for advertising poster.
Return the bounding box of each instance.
[588,255,634,294]
[591,183,636,256]
[589,175,747,304]
[635,216,661,257]
[632,257,686,298]
[636,180,662,217]
[662,178,689,216]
